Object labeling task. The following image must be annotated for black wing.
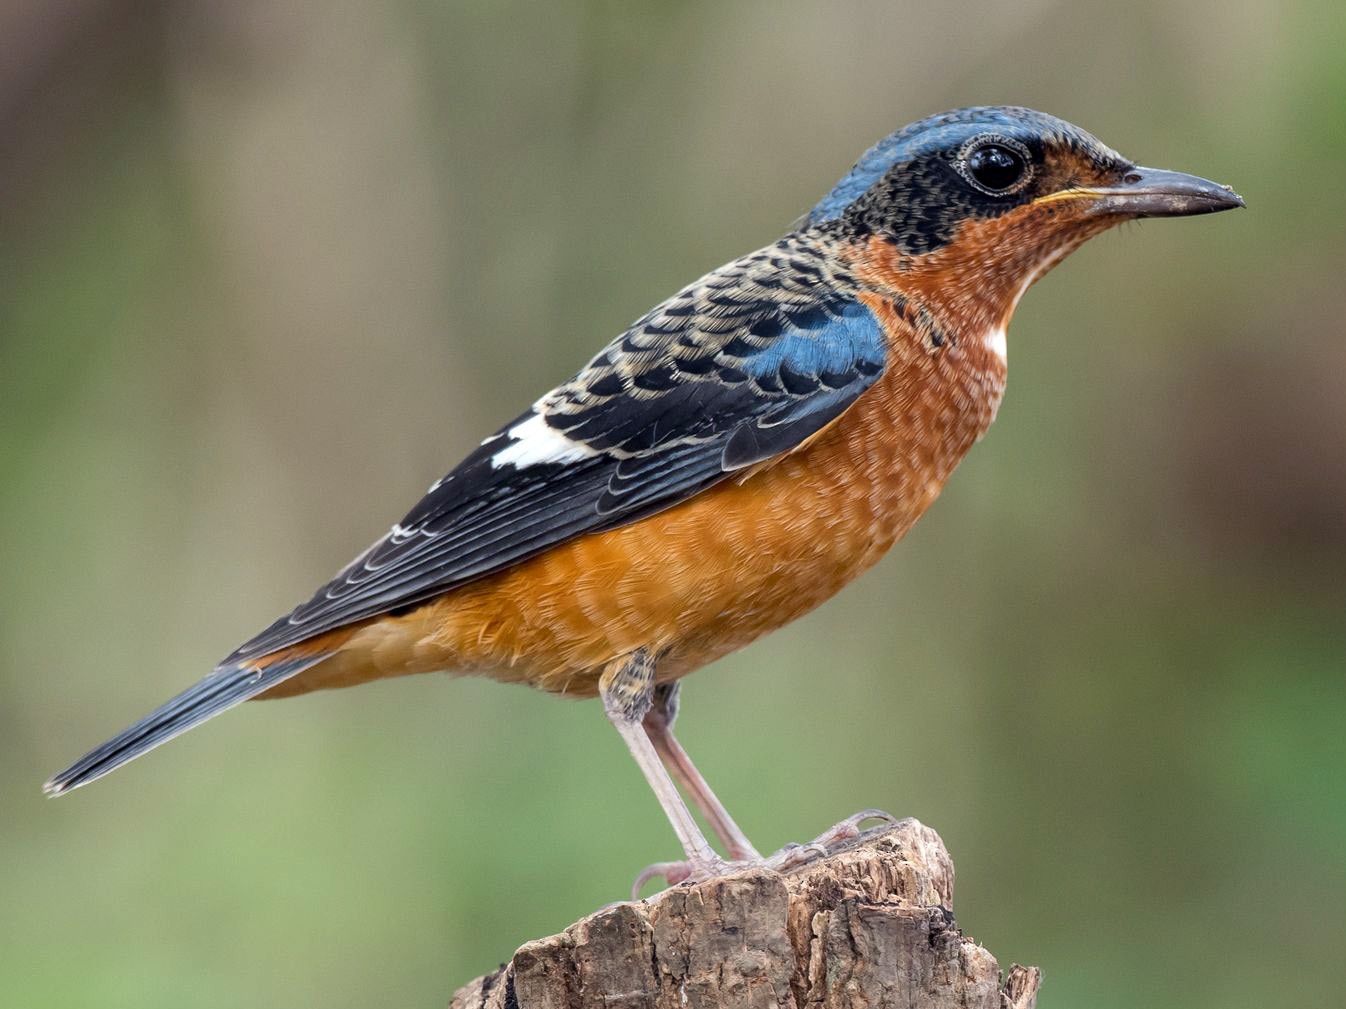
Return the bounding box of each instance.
[226,236,887,662]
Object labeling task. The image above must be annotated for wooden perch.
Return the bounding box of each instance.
[448,818,1040,1009]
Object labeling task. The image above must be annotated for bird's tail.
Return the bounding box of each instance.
[43,650,332,796]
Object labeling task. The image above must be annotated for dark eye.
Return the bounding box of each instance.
[961,138,1032,195]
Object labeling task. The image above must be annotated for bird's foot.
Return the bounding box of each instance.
[763,808,899,872]
[631,810,899,899]
[631,855,740,900]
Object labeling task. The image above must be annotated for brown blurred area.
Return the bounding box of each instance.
[2,3,1343,1008]
[1181,306,1346,570]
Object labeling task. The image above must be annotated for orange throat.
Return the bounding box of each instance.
[848,200,1116,364]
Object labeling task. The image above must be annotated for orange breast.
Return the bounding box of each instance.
[263,298,1005,701]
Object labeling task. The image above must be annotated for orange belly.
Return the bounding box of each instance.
[261,301,1005,700]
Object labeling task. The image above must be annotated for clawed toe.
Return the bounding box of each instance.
[630,810,901,898]
[814,808,899,848]
[631,861,691,899]
[766,809,900,871]
[765,841,828,872]
[631,855,735,900]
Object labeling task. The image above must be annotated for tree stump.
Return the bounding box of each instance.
[448,818,1040,1009]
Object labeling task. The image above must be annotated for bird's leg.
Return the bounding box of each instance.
[605,657,897,894]
[643,683,762,861]
[600,652,730,897]
[642,684,895,872]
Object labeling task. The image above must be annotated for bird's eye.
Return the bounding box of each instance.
[958,137,1032,196]
[968,145,1023,190]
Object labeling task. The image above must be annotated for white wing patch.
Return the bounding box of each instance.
[490,412,598,469]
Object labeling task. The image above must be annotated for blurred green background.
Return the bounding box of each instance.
[3,1,1343,1006]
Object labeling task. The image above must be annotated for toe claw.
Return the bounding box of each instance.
[816,809,899,847]
[631,861,693,900]
[630,812,901,898]
[631,854,738,900]
[767,841,829,872]
[848,809,900,829]
[764,809,902,874]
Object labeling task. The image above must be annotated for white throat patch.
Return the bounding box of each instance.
[986,324,1008,364]
[990,245,1076,366]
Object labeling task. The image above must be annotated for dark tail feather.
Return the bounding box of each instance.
[43,653,331,796]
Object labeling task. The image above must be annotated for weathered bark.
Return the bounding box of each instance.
[449,818,1040,1009]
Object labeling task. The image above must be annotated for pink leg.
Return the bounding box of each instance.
[601,656,729,898]
[607,667,900,899]
[643,684,761,861]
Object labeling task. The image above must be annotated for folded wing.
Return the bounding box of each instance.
[227,237,886,663]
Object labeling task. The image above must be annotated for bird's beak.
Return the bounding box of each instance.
[1040,167,1245,218]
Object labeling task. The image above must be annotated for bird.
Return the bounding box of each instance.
[45,106,1242,893]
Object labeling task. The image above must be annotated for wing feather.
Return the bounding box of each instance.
[226,235,887,662]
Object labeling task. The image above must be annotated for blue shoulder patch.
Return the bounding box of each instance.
[737,300,886,380]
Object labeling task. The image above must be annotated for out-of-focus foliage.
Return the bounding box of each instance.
[3,2,1342,1007]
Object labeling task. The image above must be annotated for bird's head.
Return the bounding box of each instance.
[808,106,1243,342]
